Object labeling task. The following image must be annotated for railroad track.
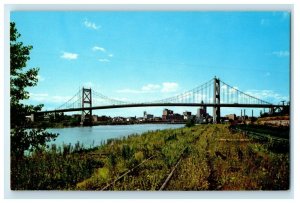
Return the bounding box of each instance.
[101,155,156,191]
[235,128,289,143]
[158,126,212,190]
[101,126,207,191]
[100,147,189,191]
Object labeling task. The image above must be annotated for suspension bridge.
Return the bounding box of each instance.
[36,77,288,124]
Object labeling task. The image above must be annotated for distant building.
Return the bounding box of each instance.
[162,108,174,121]
[197,104,208,123]
[183,111,192,120]
[173,113,184,122]
[226,114,236,121]
[126,116,136,122]
[143,111,154,120]
[137,117,144,122]
[146,114,154,120]
[197,106,207,118]
[163,109,173,116]
[113,117,125,122]
[162,115,166,121]
[97,115,111,122]
[154,117,162,121]
[92,115,98,122]
[92,115,111,122]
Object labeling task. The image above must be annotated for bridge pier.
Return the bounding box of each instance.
[213,77,221,123]
[269,107,274,115]
[81,88,93,126]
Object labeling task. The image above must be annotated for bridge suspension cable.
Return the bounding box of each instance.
[152,78,215,104]
[50,77,275,114]
[219,80,271,105]
[55,89,81,110]
[92,90,129,106]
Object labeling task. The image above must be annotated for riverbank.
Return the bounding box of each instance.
[11,124,289,190]
[46,123,185,149]
[30,120,186,128]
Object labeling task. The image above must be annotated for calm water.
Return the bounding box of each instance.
[47,124,185,148]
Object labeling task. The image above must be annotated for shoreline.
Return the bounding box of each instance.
[31,121,187,129]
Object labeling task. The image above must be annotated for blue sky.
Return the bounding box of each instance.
[10,11,290,117]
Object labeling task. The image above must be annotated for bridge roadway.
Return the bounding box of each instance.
[37,103,284,114]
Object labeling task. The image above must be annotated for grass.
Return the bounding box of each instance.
[11,142,104,190]
[11,124,290,190]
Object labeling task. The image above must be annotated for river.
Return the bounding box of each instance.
[47,124,185,148]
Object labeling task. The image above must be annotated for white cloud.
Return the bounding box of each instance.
[29,93,49,101]
[93,46,106,52]
[98,59,110,63]
[177,92,193,102]
[245,89,288,103]
[141,84,161,91]
[229,86,239,93]
[116,88,142,94]
[161,82,179,93]
[30,93,49,97]
[92,98,105,103]
[83,19,100,30]
[221,85,227,90]
[220,85,241,97]
[117,82,179,94]
[37,75,45,82]
[218,85,288,104]
[29,93,73,104]
[61,52,78,60]
[108,54,114,58]
[272,51,290,57]
[112,97,130,102]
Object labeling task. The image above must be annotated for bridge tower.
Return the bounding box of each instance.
[213,77,221,123]
[81,87,93,126]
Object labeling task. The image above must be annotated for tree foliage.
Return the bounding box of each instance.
[10,22,57,158]
[185,116,196,128]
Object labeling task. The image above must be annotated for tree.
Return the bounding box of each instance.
[10,22,57,158]
[185,116,196,128]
